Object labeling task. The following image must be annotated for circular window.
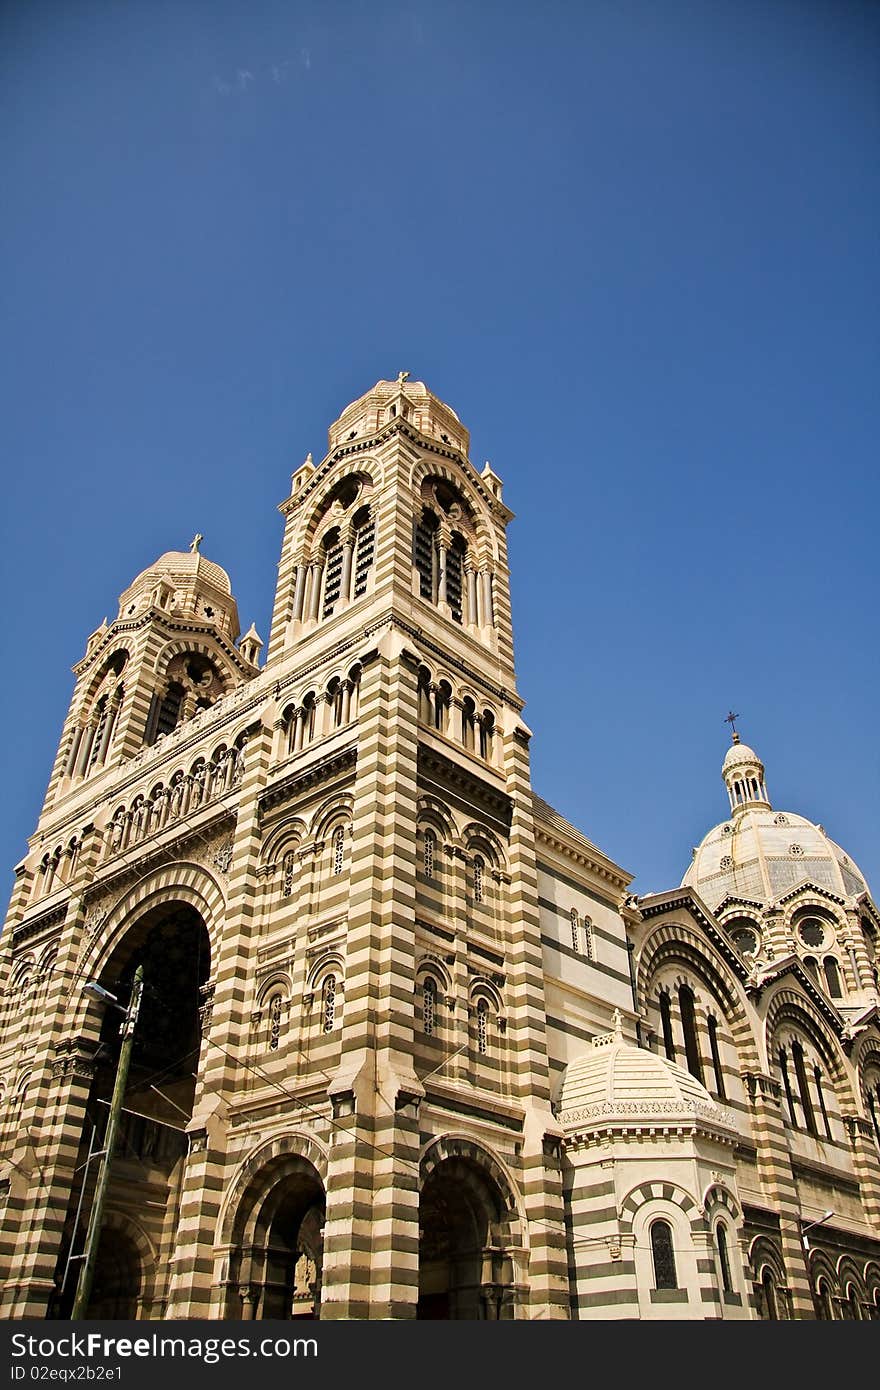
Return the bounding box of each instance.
[731,927,759,957]
[790,843,804,857]
[720,855,733,871]
[798,919,826,949]
[774,813,789,826]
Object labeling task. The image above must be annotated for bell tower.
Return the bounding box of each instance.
[252,376,568,1320]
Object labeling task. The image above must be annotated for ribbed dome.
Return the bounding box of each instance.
[558,1038,735,1135]
[139,550,232,595]
[683,805,868,908]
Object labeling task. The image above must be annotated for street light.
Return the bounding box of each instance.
[71,963,144,1320]
[800,1209,835,1251]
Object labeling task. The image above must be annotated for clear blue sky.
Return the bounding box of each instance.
[1,0,877,903]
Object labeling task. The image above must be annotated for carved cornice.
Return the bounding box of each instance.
[11,904,67,946]
[259,748,357,816]
[419,746,512,826]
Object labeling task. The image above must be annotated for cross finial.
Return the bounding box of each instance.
[396,370,410,385]
[724,710,740,742]
[190,533,203,553]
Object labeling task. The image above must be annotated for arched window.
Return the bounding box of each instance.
[650,1220,678,1290]
[332,826,345,877]
[417,667,432,724]
[791,1040,816,1136]
[328,678,344,729]
[302,692,317,744]
[678,983,704,1084]
[268,994,283,1052]
[352,507,375,598]
[823,957,843,998]
[707,1014,726,1099]
[803,955,820,983]
[423,829,435,880]
[461,697,477,751]
[434,681,451,733]
[321,529,344,617]
[813,1065,833,1139]
[716,1223,732,1294]
[846,1283,862,1320]
[761,1268,778,1320]
[282,850,296,898]
[582,916,593,960]
[155,681,184,740]
[473,855,484,904]
[659,990,675,1062]
[478,710,494,761]
[778,1046,798,1126]
[570,908,580,953]
[476,998,490,1055]
[414,508,440,601]
[322,975,337,1033]
[445,533,467,624]
[422,977,437,1037]
[815,1279,834,1320]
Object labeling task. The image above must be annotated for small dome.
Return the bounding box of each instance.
[558,1037,735,1136]
[722,739,762,773]
[142,550,232,595]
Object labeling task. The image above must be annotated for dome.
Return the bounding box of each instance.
[722,739,762,773]
[327,375,470,454]
[116,543,240,642]
[137,549,232,595]
[558,1036,735,1137]
[683,805,868,908]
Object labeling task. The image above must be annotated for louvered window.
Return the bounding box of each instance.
[353,516,375,597]
[414,511,438,599]
[446,535,465,623]
[322,537,344,616]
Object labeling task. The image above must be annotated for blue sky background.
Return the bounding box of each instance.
[1,0,877,901]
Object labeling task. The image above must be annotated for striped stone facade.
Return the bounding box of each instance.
[0,378,878,1319]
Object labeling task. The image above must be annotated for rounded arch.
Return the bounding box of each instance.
[461,821,507,869]
[701,1183,741,1222]
[256,972,293,1007]
[618,1180,706,1238]
[409,461,498,557]
[419,1135,524,1227]
[73,863,225,1005]
[310,794,354,843]
[763,987,848,1087]
[306,951,345,993]
[468,977,503,1014]
[261,817,308,868]
[637,922,759,1072]
[218,1132,330,1248]
[299,469,376,552]
[154,638,237,686]
[78,647,130,710]
[415,954,452,993]
[416,795,458,842]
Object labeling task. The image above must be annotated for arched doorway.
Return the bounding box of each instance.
[54,904,210,1318]
[226,1155,326,1320]
[418,1149,520,1319]
[86,1228,142,1319]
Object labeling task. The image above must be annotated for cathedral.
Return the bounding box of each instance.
[1,377,878,1320]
